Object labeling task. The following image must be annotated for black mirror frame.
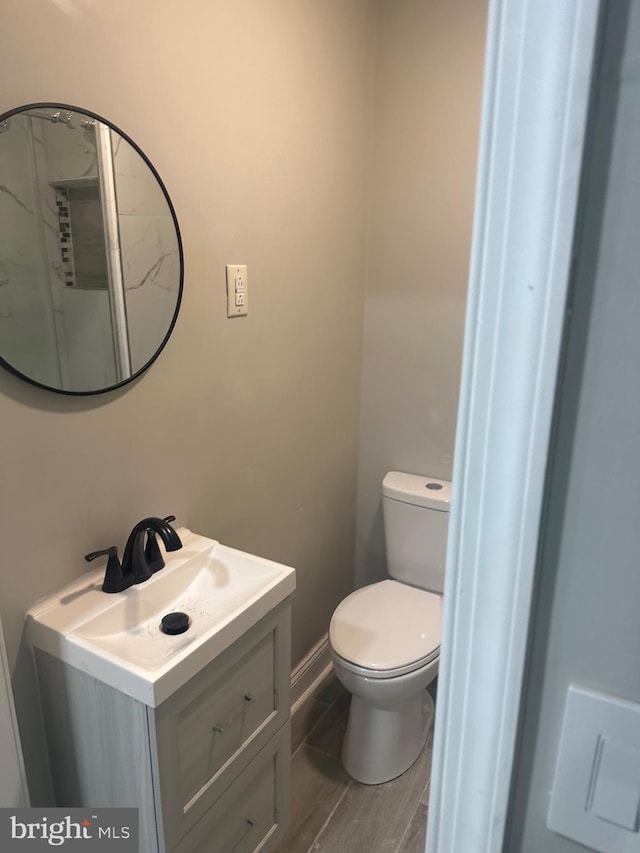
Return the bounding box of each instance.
[0,102,184,396]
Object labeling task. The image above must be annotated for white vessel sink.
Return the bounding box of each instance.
[26,528,296,706]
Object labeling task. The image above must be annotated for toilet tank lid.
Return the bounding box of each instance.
[383,471,451,510]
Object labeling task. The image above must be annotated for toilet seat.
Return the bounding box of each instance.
[331,647,439,680]
[329,579,441,678]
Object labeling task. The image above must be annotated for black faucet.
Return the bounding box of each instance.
[85,515,183,593]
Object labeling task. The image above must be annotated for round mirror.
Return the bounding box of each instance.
[0,103,183,395]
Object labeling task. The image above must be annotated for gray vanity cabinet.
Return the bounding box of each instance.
[35,600,292,853]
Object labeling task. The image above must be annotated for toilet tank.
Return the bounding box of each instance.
[382,471,451,592]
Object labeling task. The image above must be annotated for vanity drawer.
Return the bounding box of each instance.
[154,603,291,849]
[177,632,275,802]
[171,721,290,853]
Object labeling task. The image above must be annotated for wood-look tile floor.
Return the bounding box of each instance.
[276,674,434,853]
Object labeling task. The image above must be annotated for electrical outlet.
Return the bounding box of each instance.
[226,265,248,317]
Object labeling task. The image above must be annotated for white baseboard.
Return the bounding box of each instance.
[290,633,332,713]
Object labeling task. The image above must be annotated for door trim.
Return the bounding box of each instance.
[0,613,29,807]
[426,1,602,850]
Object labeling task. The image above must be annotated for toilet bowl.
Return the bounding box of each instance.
[331,653,438,785]
[329,472,450,785]
[329,577,441,784]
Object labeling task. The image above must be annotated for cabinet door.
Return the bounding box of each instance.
[172,722,291,853]
[153,603,291,849]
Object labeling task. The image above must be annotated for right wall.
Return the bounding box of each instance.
[356,0,487,587]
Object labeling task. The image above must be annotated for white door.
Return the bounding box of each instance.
[0,617,28,807]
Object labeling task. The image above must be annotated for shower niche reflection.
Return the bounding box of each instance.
[0,104,183,395]
[55,182,109,291]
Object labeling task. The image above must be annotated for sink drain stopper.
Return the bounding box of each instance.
[160,611,190,635]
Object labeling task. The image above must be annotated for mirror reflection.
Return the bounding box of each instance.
[0,104,182,395]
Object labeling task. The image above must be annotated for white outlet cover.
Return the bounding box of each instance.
[225,264,248,317]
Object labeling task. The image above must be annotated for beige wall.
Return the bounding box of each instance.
[0,0,489,805]
[356,0,487,585]
[0,0,373,802]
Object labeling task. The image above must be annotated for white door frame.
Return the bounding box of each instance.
[0,611,29,807]
[426,1,602,851]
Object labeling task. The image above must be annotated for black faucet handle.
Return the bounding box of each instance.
[85,546,133,594]
[160,515,182,551]
[85,546,118,563]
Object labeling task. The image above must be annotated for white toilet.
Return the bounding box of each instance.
[329,471,450,785]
